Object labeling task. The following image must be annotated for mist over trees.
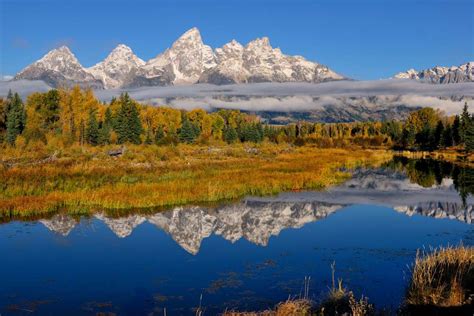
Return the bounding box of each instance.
[1,86,473,153]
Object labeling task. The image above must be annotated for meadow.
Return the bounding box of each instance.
[0,143,392,219]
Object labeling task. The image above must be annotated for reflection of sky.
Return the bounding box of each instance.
[0,204,472,315]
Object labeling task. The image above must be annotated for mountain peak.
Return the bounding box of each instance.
[247,37,271,48]
[52,45,73,54]
[175,27,202,44]
[111,44,133,53]
[86,43,145,89]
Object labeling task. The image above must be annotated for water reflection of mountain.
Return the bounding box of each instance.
[38,158,474,252]
[41,201,344,254]
[394,203,472,224]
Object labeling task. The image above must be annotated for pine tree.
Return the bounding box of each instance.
[155,125,165,145]
[431,121,444,150]
[465,114,474,154]
[441,124,453,148]
[98,123,111,145]
[85,108,99,145]
[460,102,470,144]
[223,125,238,144]
[179,118,196,143]
[6,93,26,145]
[452,115,461,145]
[114,93,143,144]
[128,102,143,144]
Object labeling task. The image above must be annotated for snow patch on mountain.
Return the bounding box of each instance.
[87,44,145,89]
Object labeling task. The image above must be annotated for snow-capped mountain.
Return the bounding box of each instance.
[199,37,343,84]
[14,46,104,89]
[129,27,217,87]
[13,27,345,89]
[394,62,474,84]
[86,44,145,89]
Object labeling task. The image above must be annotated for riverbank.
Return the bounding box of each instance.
[395,148,474,168]
[221,246,474,316]
[0,144,392,218]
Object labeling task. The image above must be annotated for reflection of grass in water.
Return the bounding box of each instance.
[207,272,244,294]
[6,300,55,313]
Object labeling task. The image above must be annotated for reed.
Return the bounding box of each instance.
[405,245,474,307]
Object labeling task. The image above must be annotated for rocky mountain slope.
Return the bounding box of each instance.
[14,46,104,89]
[13,27,345,89]
[394,62,474,84]
[86,44,145,89]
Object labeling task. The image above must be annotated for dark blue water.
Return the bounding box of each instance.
[1,204,472,315]
[1,158,474,315]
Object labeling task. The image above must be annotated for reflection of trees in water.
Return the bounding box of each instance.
[386,156,474,206]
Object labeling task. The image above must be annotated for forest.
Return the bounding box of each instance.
[1,86,474,154]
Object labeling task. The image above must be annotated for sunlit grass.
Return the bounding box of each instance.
[0,143,392,218]
[405,245,474,307]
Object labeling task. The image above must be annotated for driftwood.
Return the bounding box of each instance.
[107,146,126,157]
[1,151,59,169]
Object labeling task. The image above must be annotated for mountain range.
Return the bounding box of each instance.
[394,62,474,84]
[14,27,472,90]
[14,27,345,89]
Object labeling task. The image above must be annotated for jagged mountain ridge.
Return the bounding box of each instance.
[14,46,104,89]
[86,44,145,89]
[394,62,474,84]
[13,27,345,89]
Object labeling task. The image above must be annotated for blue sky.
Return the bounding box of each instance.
[0,0,472,80]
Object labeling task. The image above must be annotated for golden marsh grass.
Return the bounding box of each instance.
[0,144,392,218]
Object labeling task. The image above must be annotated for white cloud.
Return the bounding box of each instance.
[1,79,473,115]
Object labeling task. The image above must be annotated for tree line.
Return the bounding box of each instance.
[0,86,473,153]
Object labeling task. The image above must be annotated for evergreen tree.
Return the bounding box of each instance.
[6,93,26,145]
[431,121,444,150]
[179,118,196,143]
[128,102,143,144]
[223,125,238,144]
[441,124,453,148]
[452,115,461,145]
[98,123,111,145]
[85,108,99,145]
[115,93,143,144]
[98,107,113,145]
[104,107,113,127]
[465,115,474,154]
[460,102,470,144]
[155,125,165,145]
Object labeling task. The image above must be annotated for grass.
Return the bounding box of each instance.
[405,245,474,307]
[0,143,392,219]
[222,299,312,316]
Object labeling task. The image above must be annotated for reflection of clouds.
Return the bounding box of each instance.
[1,79,473,115]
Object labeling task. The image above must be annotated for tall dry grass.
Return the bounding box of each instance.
[405,245,474,307]
[0,143,392,218]
[222,299,312,316]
